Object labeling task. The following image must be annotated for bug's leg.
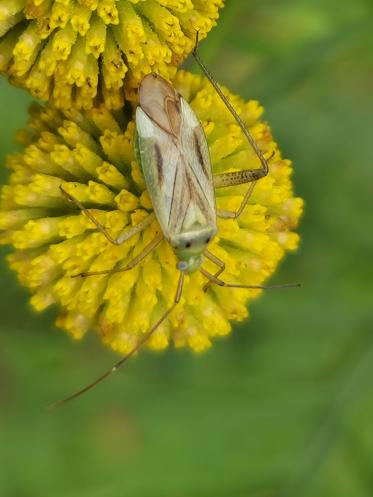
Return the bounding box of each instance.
[49,271,185,409]
[192,31,269,179]
[214,175,256,220]
[200,267,300,290]
[115,213,156,244]
[214,149,275,219]
[60,185,155,245]
[203,250,226,292]
[72,232,163,278]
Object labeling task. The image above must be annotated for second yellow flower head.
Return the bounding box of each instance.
[0,0,224,109]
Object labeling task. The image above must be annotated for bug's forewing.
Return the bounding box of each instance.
[136,97,216,241]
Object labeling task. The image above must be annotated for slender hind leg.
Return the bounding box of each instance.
[60,185,155,245]
[214,175,257,220]
[192,31,269,181]
[49,271,185,409]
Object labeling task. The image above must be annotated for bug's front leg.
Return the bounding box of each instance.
[60,185,155,245]
[203,250,226,292]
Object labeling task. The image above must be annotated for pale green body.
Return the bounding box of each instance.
[135,74,217,273]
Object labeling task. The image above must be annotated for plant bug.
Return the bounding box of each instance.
[50,33,299,408]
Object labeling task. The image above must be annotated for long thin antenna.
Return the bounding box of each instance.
[200,267,300,290]
[192,31,269,176]
[49,272,185,409]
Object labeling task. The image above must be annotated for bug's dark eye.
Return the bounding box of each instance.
[185,241,191,248]
[205,237,211,244]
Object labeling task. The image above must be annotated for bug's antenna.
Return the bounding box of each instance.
[48,272,185,410]
[192,31,269,176]
[200,267,300,290]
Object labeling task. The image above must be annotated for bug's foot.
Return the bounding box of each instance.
[193,29,200,55]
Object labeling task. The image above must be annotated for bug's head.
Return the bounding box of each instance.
[172,229,216,274]
[176,255,203,274]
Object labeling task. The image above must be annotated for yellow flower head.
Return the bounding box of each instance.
[0,0,224,109]
[0,70,303,354]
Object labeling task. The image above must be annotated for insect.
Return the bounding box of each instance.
[51,33,298,408]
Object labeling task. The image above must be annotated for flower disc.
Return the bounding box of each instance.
[0,70,303,353]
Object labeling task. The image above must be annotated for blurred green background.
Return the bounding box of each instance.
[1,1,373,496]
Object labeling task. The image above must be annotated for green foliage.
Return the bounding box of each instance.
[1,0,372,495]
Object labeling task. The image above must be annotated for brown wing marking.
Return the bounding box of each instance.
[193,129,209,178]
[183,145,213,213]
[165,95,182,136]
[153,143,164,184]
[168,165,189,232]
